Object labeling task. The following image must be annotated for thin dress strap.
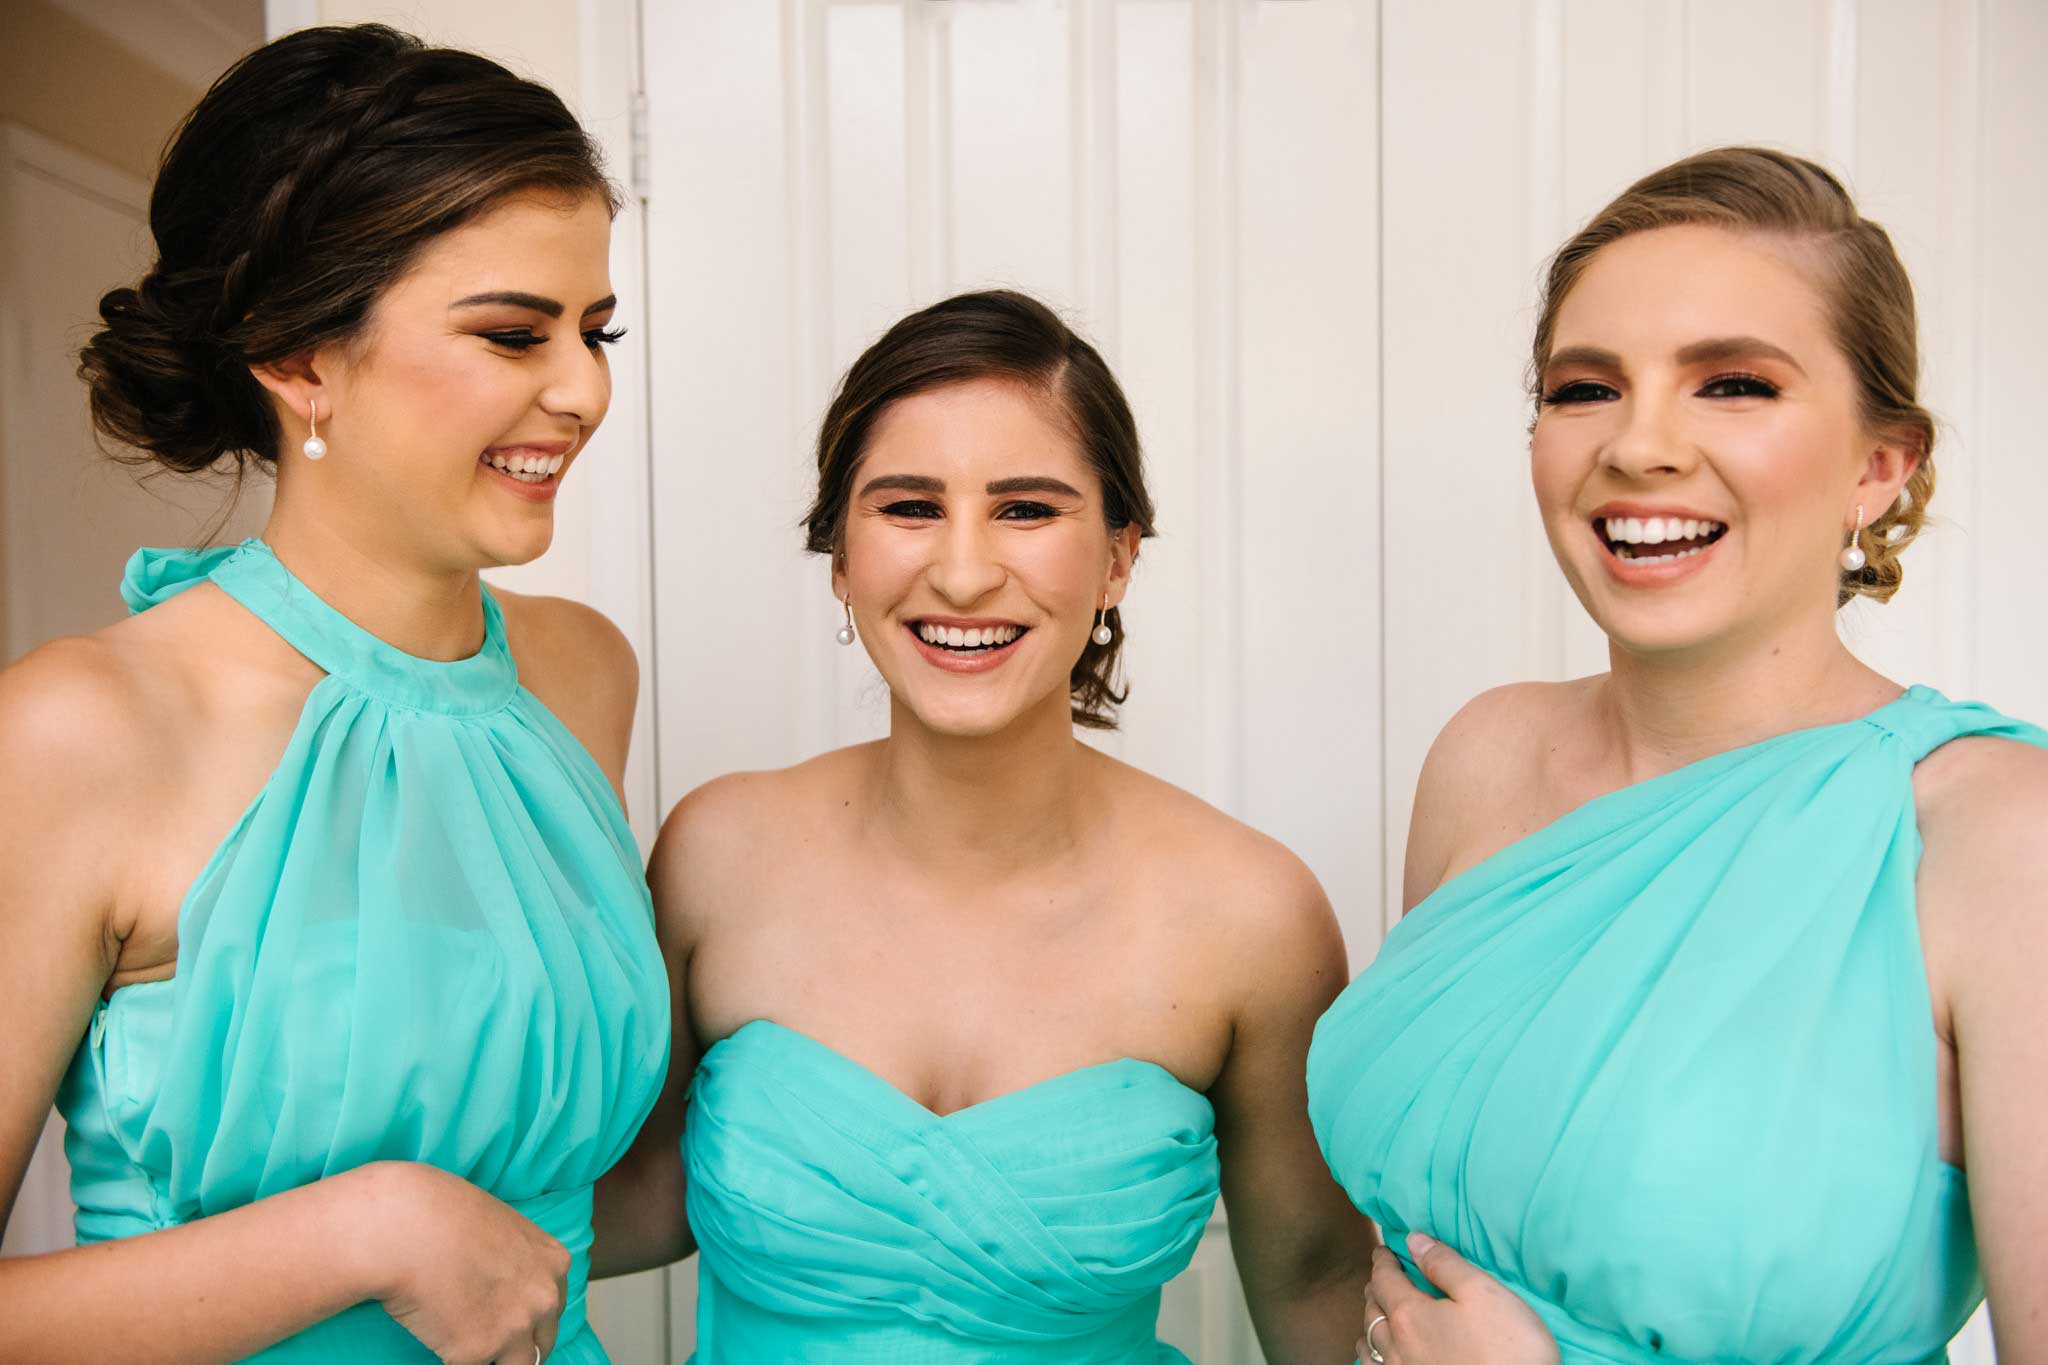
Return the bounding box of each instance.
[1865,683,2048,763]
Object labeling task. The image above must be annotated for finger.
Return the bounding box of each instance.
[1358,1300,1398,1365]
[1406,1231,1486,1302]
[1370,1243,1432,1315]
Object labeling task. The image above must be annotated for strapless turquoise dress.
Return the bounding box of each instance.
[55,540,669,1362]
[683,1019,1220,1363]
[1307,686,2046,1364]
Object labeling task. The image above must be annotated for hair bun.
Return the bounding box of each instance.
[79,267,267,476]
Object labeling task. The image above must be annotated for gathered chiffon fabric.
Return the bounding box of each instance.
[683,1019,1220,1363]
[56,540,669,1362]
[1307,686,2046,1364]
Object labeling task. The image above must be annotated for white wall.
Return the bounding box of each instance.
[633,2,2043,1361]
[28,0,2003,1359]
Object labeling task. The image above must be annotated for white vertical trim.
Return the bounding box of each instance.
[1192,0,1244,814]
[784,0,838,756]
[1524,0,1567,682]
[565,0,661,855]
[903,1,956,300]
[265,0,320,39]
[1069,0,1120,351]
[1822,0,1860,171]
[1953,0,1983,695]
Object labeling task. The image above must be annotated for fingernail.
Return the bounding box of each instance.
[1408,1231,1438,1255]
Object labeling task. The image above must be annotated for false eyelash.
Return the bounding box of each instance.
[1541,380,1616,406]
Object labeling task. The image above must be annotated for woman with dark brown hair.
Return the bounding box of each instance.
[593,289,1374,1362]
[0,25,666,1363]
[1311,147,2048,1364]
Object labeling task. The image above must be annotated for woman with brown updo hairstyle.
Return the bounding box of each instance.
[591,289,1376,1362]
[1309,148,2048,1364]
[0,25,666,1363]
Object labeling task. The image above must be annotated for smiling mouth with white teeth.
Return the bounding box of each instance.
[1598,515,1728,564]
[913,622,1028,653]
[481,450,565,483]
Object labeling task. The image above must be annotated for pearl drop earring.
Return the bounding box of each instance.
[836,598,856,646]
[302,399,327,461]
[1092,601,1113,647]
[1839,504,1867,572]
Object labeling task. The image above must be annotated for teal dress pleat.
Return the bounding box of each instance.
[1306,686,2046,1364]
[683,1020,1220,1363]
[56,540,670,1362]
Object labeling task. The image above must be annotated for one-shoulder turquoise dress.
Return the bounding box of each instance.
[1307,685,2046,1364]
[54,540,670,1362]
[683,1019,1220,1363]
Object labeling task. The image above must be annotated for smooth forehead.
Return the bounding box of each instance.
[860,376,1092,485]
[1551,223,1835,359]
[388,190,615,309]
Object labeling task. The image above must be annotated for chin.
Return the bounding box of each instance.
[473,517,556,570]
[1584,599,1745,659]
[899,697,1023,739]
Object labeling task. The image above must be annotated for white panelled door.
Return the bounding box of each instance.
[635,2,2043,1361]
[642,2,1377,1356]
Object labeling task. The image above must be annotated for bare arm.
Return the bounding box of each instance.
[1920,739,2048,1364]
[1350,694,1560,1365]
[1211,853,1377,1364]
[0,641,573,1363]
[590,787,717,1277]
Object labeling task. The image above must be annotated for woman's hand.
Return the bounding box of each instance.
[350,1162,571,1364]
[1357,1233,1558,1365]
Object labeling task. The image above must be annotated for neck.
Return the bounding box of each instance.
[260,498,486,662]
[866,687,1095,879]
[1596,599,1897,781]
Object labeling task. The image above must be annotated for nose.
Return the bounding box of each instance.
[539,332,612,428]
[927,517,1006,606]
[1600,386,1695,481]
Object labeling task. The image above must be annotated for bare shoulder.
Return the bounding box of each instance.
[493,589,637,686]
[1405,678,1584,902]
[1914,734,2048,1026]
[648,745,871,945]
[1419,680,1579,792]
[1101,758,1344,994]
[493,589,638,767]
[1915,734,2048,919]
[0,629,180,943]
[0,628,174,804]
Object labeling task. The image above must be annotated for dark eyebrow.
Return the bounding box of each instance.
[1675,335,1807,376]
[446,291,618,319]
[450,290,562,317]
[1546,338,1808,379]
[859,474,946,497]
[985,476,1082,498]
[1544,345,1623,375]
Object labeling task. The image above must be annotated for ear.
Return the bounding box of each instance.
[1102,524,1142,610]
[1853,431,1923,520]
[248,353,330,430]
[829,541,850,606]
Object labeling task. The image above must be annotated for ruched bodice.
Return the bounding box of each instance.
[1307,686,2046,1364]
[683,1020,1220,1363]
[55,540,670,1362]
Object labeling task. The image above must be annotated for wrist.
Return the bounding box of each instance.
[325,1161,421,1303]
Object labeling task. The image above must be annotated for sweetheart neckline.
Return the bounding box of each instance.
[709,1018,1209,1121]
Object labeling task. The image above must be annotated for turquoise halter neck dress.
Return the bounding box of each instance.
[54,540,670,1362]
[683,1019,1221,1363]
[1306,686,2046,1364]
